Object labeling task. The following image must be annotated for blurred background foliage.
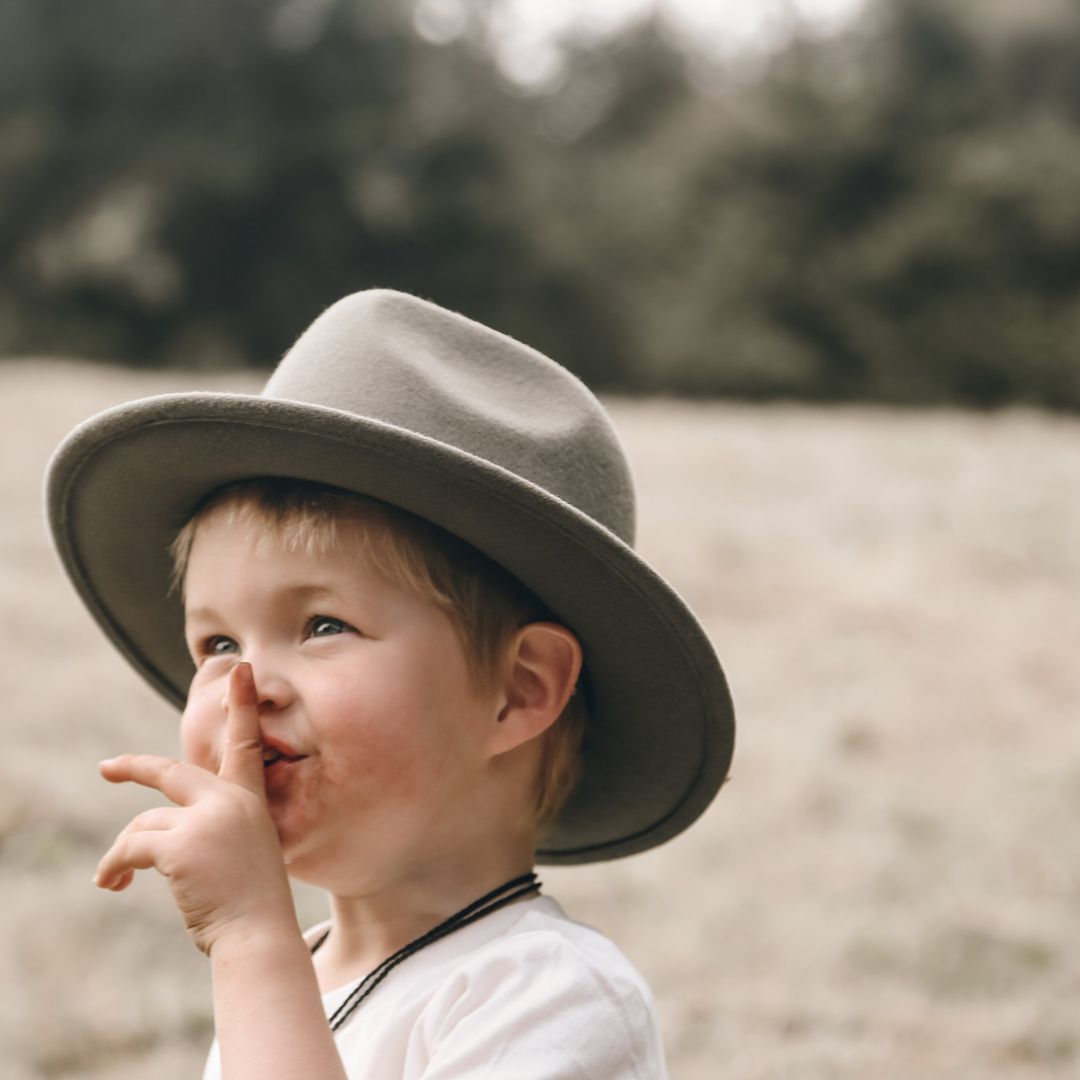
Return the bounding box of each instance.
[2,0,1079,408]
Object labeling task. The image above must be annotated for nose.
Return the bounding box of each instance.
[222,652,295,713]
[254,671,293,712]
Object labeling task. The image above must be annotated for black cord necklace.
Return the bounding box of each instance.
[310,871,541,1032]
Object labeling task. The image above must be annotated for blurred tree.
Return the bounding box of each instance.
[525,0,1080,407]
[0,0,624,376]
[1,0,1078,409]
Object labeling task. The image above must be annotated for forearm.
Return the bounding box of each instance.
[212,923,348,1080]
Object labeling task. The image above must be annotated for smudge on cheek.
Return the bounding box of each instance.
[267,756,327,855]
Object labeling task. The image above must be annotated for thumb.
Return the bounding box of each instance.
[218,662,266,797]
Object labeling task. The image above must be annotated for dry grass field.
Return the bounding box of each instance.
[2,359,1077,1079]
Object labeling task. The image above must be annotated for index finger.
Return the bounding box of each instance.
[218,662,267,798]
[99,754,215,806]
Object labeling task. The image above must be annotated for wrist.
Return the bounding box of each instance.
[209,909,305,967]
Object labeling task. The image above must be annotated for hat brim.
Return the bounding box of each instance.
[47,392,734,863]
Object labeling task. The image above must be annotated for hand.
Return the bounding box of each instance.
[94,663,297,955]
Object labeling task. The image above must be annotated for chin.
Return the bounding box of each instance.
[277,834,316,877]
[268,807,309,862]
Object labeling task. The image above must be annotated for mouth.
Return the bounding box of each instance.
[261,737,306,772]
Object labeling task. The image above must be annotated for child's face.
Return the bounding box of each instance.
[179,507,502,891]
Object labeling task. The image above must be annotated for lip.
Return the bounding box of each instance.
[263,758,308,807]
[260,733,306,764]
[259,734,309,790]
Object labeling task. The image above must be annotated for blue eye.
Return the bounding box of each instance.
[202,635,238,657]
[308,616,350,638]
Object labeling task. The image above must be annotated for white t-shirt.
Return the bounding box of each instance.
[201,895,667,1079]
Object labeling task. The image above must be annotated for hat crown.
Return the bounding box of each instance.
[263,291,636,543]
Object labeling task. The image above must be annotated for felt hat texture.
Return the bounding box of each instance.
[46,290,734,864]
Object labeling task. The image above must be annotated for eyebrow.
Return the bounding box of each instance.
[184,583,342,623]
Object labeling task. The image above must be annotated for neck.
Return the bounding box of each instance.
[312,841,537,993]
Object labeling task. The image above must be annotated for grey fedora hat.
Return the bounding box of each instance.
[46,289,734,864]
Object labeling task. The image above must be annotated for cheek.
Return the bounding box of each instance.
[316,699,434,813]
[179,697,220,770]
[324,720,423,796]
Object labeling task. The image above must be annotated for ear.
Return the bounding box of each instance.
[487,622,583,758]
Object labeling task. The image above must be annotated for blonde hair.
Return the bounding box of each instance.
[170,477,586,837]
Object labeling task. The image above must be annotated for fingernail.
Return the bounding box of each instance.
[98,758,118,768]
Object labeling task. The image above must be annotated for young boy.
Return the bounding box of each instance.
[46,289,735,1078]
